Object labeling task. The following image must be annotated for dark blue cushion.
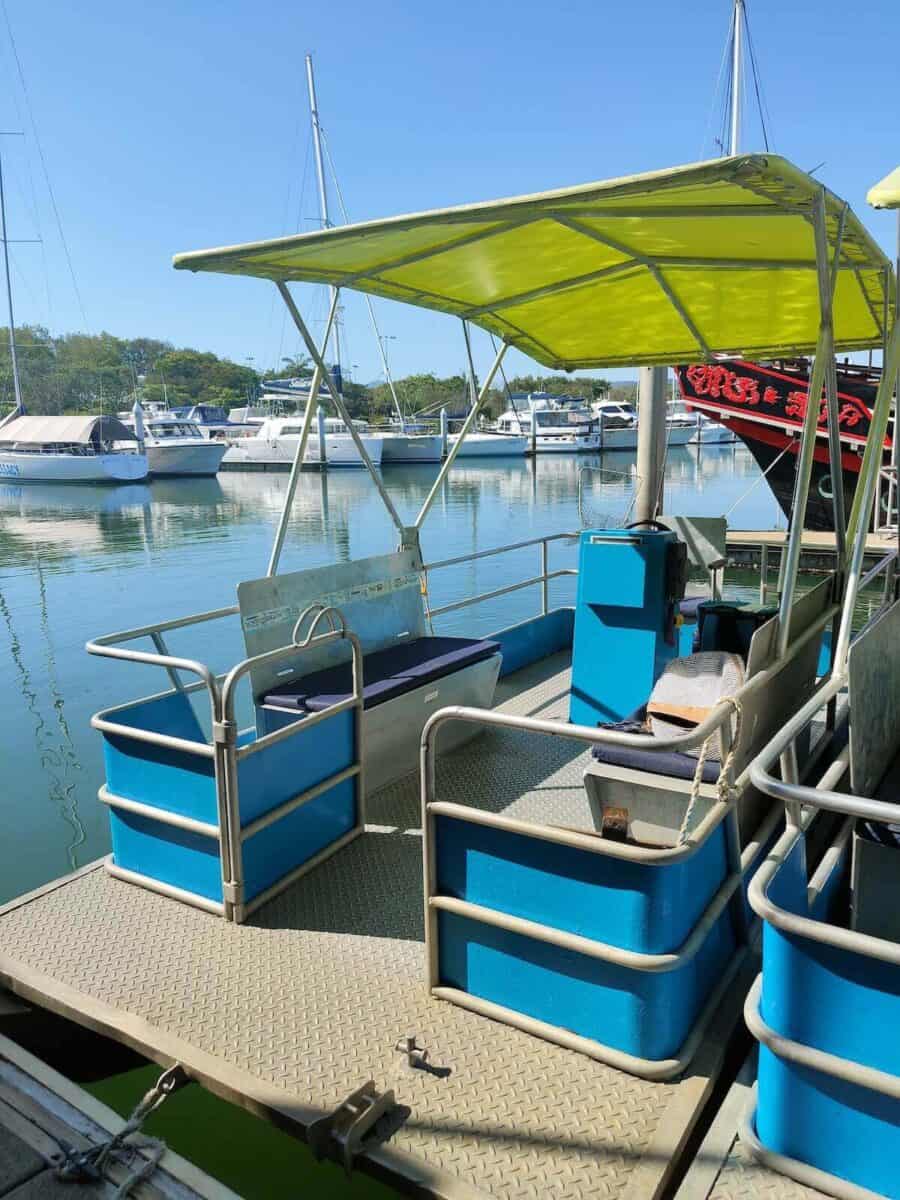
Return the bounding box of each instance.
[590,706,721,783]
[263,636,500,713]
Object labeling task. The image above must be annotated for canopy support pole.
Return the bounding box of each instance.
[266,288,340,577]
[775,189,841,658]
[635,366,668,524]
[820,199,848,566]
[275,280,411,546]
[412,339,508,531]
[833,313,900,671]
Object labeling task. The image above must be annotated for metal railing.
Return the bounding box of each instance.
[423,531,580,622]
[88,603,365,923]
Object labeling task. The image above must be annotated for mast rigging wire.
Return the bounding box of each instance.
[1,0,88,331]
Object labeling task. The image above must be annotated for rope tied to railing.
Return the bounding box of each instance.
[54,1063,189,1197]
[677,696,743,845]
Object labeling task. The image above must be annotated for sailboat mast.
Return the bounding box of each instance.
[305,55,341,376]
[0,142,23,410]
[729,0,744,155]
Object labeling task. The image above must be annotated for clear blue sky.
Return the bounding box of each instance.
[1,0,898,386]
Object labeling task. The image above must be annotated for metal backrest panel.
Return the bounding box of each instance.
[659,515,727,570]
[735,577,832,776]
[849,599,900,797]
[238,549,426,698]
[745,576,832,679]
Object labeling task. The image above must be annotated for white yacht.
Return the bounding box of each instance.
[222,415,384,469]
[495,393,600,452]
[0,414,148,483]
[169,404,257,440]
[139,414,227,476]
[590,399,640,450]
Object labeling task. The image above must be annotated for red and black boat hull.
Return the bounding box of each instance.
[675,360,887,531]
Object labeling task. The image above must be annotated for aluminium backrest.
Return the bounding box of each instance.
[848,598,900,798]
[237,549,426,701]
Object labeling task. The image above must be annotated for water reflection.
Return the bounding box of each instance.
[0,445,788,903]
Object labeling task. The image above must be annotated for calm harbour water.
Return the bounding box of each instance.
[0,443,786,906]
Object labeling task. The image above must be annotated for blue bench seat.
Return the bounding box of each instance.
[263,635,501,713]
[590,706,721,784]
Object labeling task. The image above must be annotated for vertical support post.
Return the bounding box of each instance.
[440,406,449,457]
[540,538,549,615]
[266,287,339,577]
[776,189,838,658]
[413,340,508,530]
[635,366,667,524]
[821,201,848,564]
[275,280,409,541]
[833,315,900,671]
[316,404,327,467]
[759,543,769,603]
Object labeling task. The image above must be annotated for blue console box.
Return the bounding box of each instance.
[569,528,681,725]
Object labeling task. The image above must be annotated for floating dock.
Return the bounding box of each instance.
[0,654,756,1200]
[726,528,895,574]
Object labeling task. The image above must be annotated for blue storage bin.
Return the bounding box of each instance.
[100,688,358,910]
[755,1049,900,1200]
[753,826,900,1196]
[437,901,737,1061]
[434,813,729,954]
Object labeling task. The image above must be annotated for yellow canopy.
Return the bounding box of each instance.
[174,154,894,370]
[868,167,900,211]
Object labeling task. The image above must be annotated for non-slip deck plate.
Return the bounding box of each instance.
[675,1062,831,1200]
[0,654,748,1200]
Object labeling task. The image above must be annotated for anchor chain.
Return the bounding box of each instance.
[54,1063,190,1196]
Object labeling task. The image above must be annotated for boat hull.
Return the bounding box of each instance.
[448,433,528,458]
[377,433,443,463]
[675,359,887,530]
[527,433,602,453]
[223,432,384,469]
[0,450,148,483]
[146,441,227,477]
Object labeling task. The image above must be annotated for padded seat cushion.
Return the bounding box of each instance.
[590,706,721,784]
[262,636,500,713]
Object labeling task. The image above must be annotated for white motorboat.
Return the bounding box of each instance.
[169,404,257,441]
[590,399,640,450]
[139,415,227,476]
[688,412,736,445]
[0,414,148,483]
[448,430,527,457]
[495,393,600,452]
[222,415,384,469]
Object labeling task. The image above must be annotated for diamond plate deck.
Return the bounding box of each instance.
[675,1060,832,1200]
[0,654,751,1200]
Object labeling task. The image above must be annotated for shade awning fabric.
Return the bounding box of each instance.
[173,154,894,370]
[868,167,900,211]
[0,414,135,444]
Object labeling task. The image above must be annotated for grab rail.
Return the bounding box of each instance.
[423,531,580,621]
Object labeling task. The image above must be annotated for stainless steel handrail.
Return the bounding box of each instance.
[423,531,581,622]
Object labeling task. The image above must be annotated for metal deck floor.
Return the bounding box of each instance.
[0,654,751,1200]
[675,1058,831,1200]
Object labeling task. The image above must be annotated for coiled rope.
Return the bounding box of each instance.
[677,696,743,845]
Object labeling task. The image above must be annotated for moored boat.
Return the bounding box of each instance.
[0,414,148,483]
[128,412,227,477]
[676,358,890,529]
[221,414,384,468]
[496,393,601,451]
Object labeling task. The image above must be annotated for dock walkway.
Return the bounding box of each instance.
[0,1020,234,1199]
[0,655,753,1200]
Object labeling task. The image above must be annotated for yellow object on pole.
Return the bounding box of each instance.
[174,155,893,370]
